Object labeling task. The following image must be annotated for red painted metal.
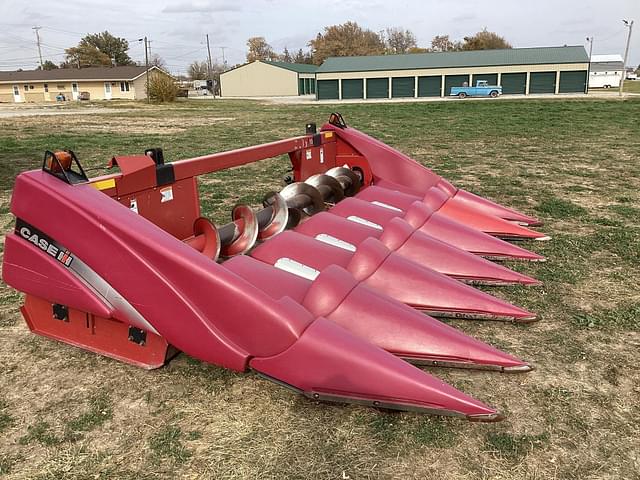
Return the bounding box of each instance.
[21,295,174,369]
[250,231,536,321]
[294,212,540,286]
[328,197,545,262]
[320,122,541,226]
[356,185,548,240]
[3,170,504,419]
[2,116,549,419]
[226,255,532,371]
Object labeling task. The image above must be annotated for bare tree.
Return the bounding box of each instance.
[385,28,417,54]
[188,60,209,80]
[430,35,462,52]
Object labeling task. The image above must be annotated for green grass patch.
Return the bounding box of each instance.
[485,431,549,459]
[148,425,192,465]
[573,303,640,330]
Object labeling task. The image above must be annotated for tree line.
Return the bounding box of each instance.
[245,22,513,66]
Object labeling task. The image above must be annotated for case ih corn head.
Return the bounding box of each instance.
[2,113,549,422]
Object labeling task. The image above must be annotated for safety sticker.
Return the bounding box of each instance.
[306,150,312,160]
[160,186,174,203]
[129,198,138,214]
[315,233,356,252]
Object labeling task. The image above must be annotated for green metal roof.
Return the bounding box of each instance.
[316,46,589,73]
[263,60,318,73]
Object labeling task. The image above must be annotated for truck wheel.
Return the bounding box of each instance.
[458,92,467,99]
[604,85,610,89]
[490,90,499,98]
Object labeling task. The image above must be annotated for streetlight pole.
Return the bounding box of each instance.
[586,36,594,59]
[206,34,214,98]
[138,37,150,103]
[619,20,634,97]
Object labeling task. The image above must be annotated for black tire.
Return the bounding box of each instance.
[490,90,499,98]
[458,92,467,99]
[604,85,610,89]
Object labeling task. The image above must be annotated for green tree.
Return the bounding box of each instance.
[462,29,512,50]
[293,48,313,64]
[309,22,385,64]
[385,28,417,54]
[38,60,59,70]
[64,31,134,67]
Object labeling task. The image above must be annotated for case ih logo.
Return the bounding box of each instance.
[16,220,74,267]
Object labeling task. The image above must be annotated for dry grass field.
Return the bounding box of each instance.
[0,97,639,479]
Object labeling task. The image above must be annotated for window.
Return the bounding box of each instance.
[120,81,130,92]
[44,83,49,92]
[24,85,28,91]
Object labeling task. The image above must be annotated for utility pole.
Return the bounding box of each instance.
[220,46,227,69]
[619,19,634,96]
[32,26,43,68]
[138,37,150,103]
[586,36,594,59]
[206,34,215,98]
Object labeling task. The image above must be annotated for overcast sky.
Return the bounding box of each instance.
[0,0,638,74]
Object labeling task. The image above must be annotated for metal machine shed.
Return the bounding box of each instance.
[315,46,590,100]
[220,60,317,97]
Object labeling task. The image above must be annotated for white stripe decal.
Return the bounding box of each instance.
[314,234,357,252]
[346,215,384,230]
[371,200,403,212]
[274,258,320,281]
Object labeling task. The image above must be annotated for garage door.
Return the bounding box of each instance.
[392,77,415,98]
[317,80,339,100]
[342,79,364,99]
[367,78,389,99]
[299,78,305,95]
[472,73,498,85]
[529,72,556,94]
[559,70,587,93]
[418,76,441,97]
[444,75,470,96]
[500,73,526,94]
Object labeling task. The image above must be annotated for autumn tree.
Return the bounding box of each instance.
[462,29,512,50]
[64,31,134,67]
[188,60,209,80]
[407,47,429,54]
[309,22,385,64]
[385,28,417,54]
[246,37,278,62]
[430,35,462,52]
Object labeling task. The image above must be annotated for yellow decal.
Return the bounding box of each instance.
[91,179,116,190]
[324,131,334,139]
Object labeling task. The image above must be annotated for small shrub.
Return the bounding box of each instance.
[146,72,179,102]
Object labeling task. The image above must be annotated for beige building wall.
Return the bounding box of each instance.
[0,78,143,102]
[221,61,299,97]
[132,75,148,100]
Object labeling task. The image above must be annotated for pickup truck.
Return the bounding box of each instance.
[450,80,502,98]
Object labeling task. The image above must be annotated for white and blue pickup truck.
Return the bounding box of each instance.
[450,80,502,98]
